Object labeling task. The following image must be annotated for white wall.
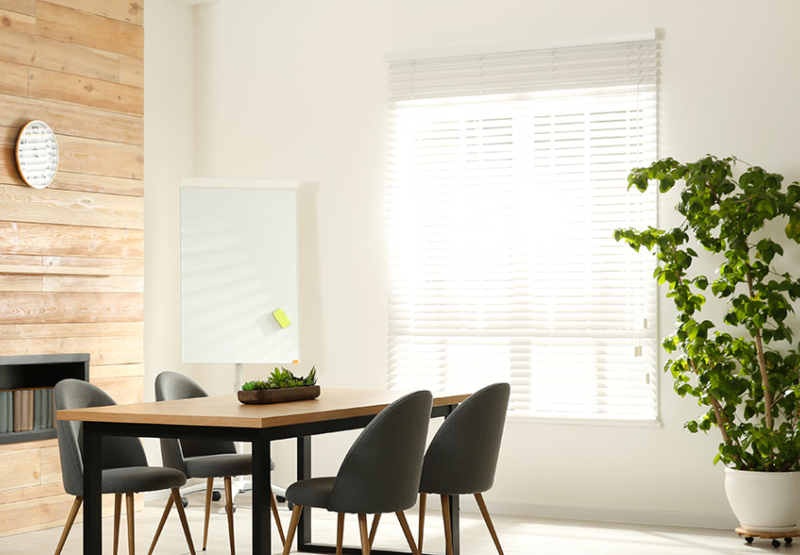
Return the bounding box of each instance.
[143,0,196,465]
[145,0,800,527]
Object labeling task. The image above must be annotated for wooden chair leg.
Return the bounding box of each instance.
[54,496,82,555]
[418,493,426,554]
[224,476,236,555]
[124,493,135,555]
[282,504,303,555]
[475,493,504,555]
[203,477,214,551]
[114,493,122,555]
[336,512,345,555]
[271,488,286,546]
[358,514,371,555]
[440,495,453,555]
[368,513,381,548]
[171,487,197,555]
[396,511,421,555]
[146,493,174,555]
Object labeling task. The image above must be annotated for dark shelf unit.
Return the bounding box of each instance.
[0,353,89,445]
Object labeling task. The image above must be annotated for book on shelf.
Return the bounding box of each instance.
[0,391,7,433]
[0,387,57,434]
[13,390,21,432]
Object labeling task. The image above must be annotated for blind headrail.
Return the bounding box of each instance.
[384,29,657,63]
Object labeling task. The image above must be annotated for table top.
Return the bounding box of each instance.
[57,388,469,429]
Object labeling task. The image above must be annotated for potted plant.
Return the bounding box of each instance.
[238,366,319,404]
[614,155,800,535]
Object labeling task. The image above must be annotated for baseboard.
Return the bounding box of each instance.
[458,497,738,531]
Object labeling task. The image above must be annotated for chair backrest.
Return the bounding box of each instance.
[328,390,433,514]
[155,371,236,474]
[54,379,148,497]
[419,382,510,495]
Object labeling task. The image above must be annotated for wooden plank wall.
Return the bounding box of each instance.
[0,0,144,537]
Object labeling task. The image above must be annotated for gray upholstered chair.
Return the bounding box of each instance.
[154,371,284,554]
[281,390,433,555]
[53,379,195,555]
[417,382,510,555]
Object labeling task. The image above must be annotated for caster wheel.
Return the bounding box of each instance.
[212,491,222,502]
[181,497,189,508]
[786,538,794,544]
[745,537,754,544]
[772,539,781,548]
[276,495,287,503]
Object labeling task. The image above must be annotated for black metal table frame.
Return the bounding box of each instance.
[81,403,460,555]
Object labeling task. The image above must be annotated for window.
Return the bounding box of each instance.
[386,39,659,421]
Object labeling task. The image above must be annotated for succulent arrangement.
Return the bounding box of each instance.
[241,366,317,391]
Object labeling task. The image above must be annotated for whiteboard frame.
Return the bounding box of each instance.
[180,177,300,364]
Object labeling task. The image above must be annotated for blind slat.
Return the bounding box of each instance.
[387,39,659,421]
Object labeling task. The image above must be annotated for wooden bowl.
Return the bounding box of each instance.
[237,385,320,405]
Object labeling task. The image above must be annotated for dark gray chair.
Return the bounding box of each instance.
[417,382,510,555]
[281,390,433,555]
[53,379,195,555]
[154,371,284,554]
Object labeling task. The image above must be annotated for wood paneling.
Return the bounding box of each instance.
[0,58,27,96]
[89,363,144,379]
[42,274,143,292]
[36,2,143,58]
[29,66,144,116]
[0,482,64,506]
[118,54,142,88]
[0,0,145,535]
[43,256,144,275]
[0,183,144,229]
[0,273,41,291]
[0,448,40,491]
[0,322,143,339]
[0,0,36,17]
[0,222,144,259]
[0,27,33,65]
[39,446,60,485]
[90,376,143,405]
[0,291,143,324]
[32,35,119,82]
[0,93,143,145]
[0,335,144,364]
[43,0,143,26]
[50,171,144,197]
[56,135,144,179]
[0,8,35,33]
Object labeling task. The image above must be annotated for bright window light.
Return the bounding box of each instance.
[386,40,659,421]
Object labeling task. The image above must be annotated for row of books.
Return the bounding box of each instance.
[0,388,56,434]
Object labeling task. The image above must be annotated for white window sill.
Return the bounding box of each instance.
[506,414,663,429]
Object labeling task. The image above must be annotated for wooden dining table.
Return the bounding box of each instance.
[57,388,469,555]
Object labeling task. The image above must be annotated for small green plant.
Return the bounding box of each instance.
[241,366,317,391]
[615,155,800,471]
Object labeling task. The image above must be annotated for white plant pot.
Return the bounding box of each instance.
[724,468,800,533]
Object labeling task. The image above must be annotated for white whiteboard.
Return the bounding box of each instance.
[181,178,300,364]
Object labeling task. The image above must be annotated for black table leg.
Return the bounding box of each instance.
[252,431,272,555]
[83,422,102,555]
[297,435,312,550]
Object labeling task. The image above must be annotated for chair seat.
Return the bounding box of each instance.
[102,466,187,495]
[184,453,262,478]
[285,477,336,509]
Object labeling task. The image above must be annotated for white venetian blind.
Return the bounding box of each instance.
[386,39,659,421]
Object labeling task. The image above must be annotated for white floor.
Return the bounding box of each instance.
[0,490,785,554]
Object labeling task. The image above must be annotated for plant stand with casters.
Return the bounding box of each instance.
[735,527,800,547]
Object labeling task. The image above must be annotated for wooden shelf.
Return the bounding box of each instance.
[0,265,123,276]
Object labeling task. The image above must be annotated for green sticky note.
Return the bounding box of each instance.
[273,308,291,328]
